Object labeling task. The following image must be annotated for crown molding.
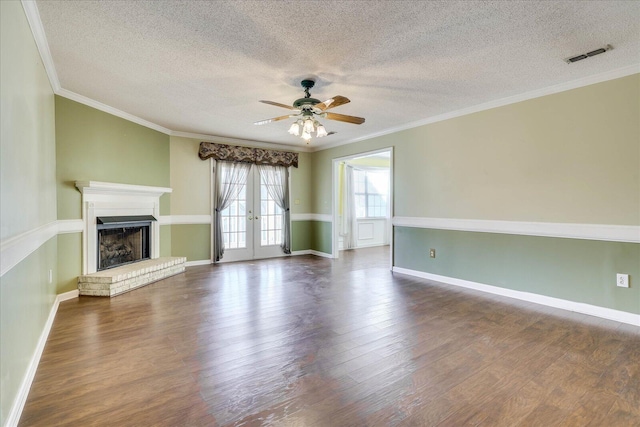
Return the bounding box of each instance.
[21,0,60,92]
[56,88,173,135]
[314,64,640,152]
[21,0,639,154]
[171,131,312,153]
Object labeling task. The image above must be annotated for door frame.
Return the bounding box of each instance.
[210,160,292,263]
[331,147,394,269]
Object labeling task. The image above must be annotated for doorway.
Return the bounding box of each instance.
[332,148,393,267]
[216,164,286,262]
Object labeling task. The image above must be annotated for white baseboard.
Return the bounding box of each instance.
[185,260,212,267]
[291,250,333,259]
[57,289,79,301]
[5,289,76,427]
[310,250,334,259]
[290,250,312,256]
[392,267,640,327]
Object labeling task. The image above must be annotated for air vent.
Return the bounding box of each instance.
[565,44,612,64]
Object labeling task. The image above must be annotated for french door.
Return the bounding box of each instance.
[217,165,285,262]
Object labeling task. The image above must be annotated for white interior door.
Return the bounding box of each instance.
[218,165,285,262]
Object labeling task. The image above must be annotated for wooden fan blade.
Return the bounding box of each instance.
[314,95,350,111]
[254,115,294,125]
[325,112,365,125]
[259,100,298,110]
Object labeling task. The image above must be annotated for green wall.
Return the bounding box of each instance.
[170,136,211,215]
[1,10,637,424]
[312,75,639,223]
[395,227,640,314]
[310,74,640,315]
[56,96,171,220]
[291,221,311,252]
[1,3,57,241]
[291,151,312,214]
[0,239,58,425]
[171,224,211,261]
[291,220,331,254]
[167,136,314,260]
[54,96,172,293]
[310,221,332,254]
[56,233,82,293]
[0,2,58,424]
[160,225,172,257]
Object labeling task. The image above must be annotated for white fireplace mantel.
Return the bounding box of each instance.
[75,181,172,274]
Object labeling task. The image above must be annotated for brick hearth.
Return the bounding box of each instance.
[78,257,186,297]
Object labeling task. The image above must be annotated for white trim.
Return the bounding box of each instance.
[4,289,77,427]
[174,132,312,153]
[56,90,311,154]
[310,250,333,259]
[75,181,172,197]
[1,220,84,277]
[313,64,640,152]
[23,0,638,157]
[20,1,60,92]
[290,250,312,256]
[291,213,332,222]
[75,181,172,275]
[1,222,58,277]
[19,2,639,155]
[332,147,395,261]
[56,219,84,234]
[158,215,212,225]
[57,89,172,134]
[290,250,334,259]
[392,267,640,327]
[185,260,212,267]
[20,0,639,155]
[392,217,640,243]
[57,289,79,301]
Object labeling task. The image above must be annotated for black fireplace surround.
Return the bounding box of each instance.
[96,215,155,271]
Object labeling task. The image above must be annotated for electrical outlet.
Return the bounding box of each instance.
[429,249,436,258]
[294,199,300,205]
[48,269,53,284]
[616,274,629,288]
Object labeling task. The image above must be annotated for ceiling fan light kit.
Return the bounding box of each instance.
[255,79,365,144]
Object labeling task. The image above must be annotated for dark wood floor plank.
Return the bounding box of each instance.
[19,246,640,427]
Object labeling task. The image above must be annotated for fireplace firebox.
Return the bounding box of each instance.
[96,216,156,271]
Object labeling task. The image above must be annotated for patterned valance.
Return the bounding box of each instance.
[198,142,298,168]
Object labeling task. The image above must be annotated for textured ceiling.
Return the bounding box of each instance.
[36,0,640,149]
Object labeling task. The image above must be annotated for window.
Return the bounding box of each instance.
[354,169,389,218]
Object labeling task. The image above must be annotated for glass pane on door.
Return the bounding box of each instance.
[260,180,283,246]
[221,185,247,249]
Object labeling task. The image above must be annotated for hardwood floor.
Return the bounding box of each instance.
[20,246,640,426]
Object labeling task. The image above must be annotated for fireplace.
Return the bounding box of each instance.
[76,181,172,275]
[96,216,155,270]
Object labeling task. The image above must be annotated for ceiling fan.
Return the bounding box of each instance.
[254,79,365,143]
